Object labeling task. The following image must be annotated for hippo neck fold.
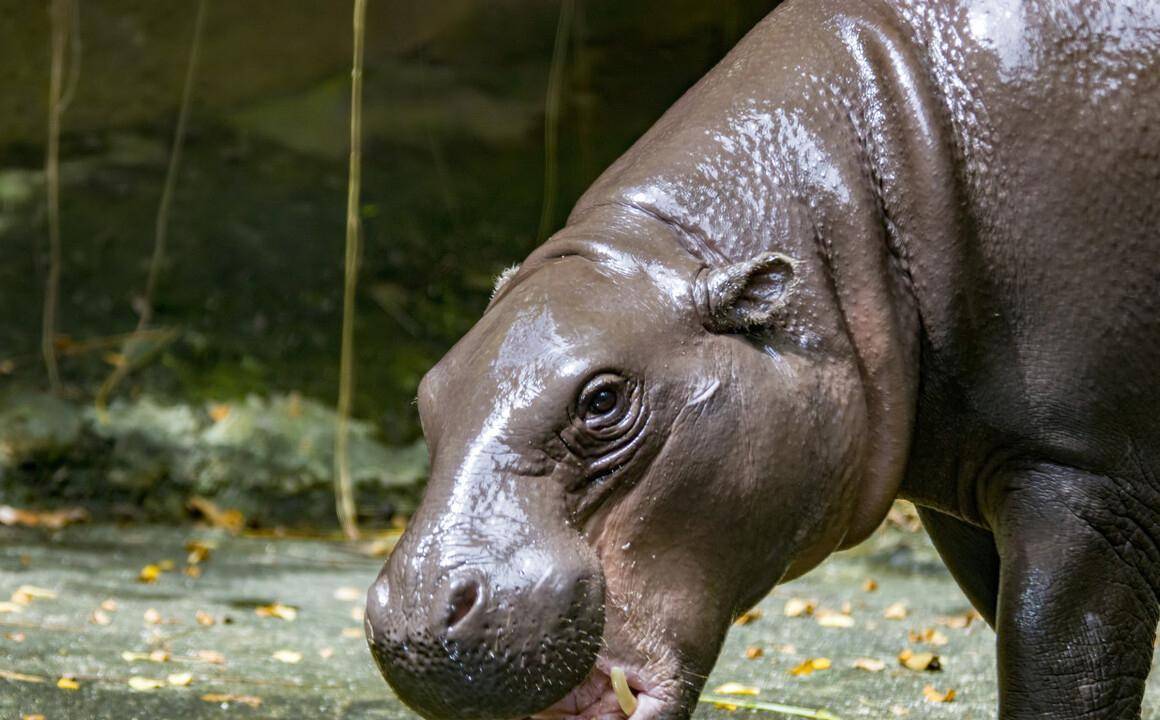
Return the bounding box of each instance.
[559,0,974,548]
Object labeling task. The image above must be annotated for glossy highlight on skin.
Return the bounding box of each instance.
[366,0,1160,718]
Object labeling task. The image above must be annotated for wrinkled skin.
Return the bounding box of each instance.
[367,0,1160,718]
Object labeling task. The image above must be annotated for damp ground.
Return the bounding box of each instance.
[8,520,1159,720]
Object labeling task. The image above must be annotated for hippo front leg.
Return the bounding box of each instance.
[989,464,1160,719]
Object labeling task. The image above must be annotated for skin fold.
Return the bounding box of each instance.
[365,0,1160,718]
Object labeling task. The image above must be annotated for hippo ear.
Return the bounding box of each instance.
[696,252,799,333]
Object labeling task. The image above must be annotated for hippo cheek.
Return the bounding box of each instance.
[365,536,606,720]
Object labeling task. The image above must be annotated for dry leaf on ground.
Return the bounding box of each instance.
[201,693,262,708]
[815,609,855,628]
[789,658,831,676]
[909,627,949,646]
[853,657,886,672]
[923,685,956,703]
[898,648,941,672]
[783,598,816,618]
[168,672,194,686]
[187,496,245,534]
[712,682,760,696]
[0,505,87,529]
[734,608,763,625]
[255,602,298,621]
[272,650,303,664]
[883,601,909,620]
[128,676,165,691]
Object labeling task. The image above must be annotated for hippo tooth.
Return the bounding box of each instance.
[610,666,637,716]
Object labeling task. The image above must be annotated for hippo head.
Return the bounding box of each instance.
[366,204,902,719]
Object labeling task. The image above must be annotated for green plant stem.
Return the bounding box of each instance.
[700,695,842,720]
[335,0,368,541]
[536,0,574,244]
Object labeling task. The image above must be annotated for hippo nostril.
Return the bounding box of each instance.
[445,576,482,630]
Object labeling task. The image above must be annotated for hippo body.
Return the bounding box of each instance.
[368,1,1160,718]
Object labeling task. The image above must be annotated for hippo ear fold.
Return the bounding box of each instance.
[696,252,799,333]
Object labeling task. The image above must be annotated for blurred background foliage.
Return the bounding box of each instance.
[0,0,777,525]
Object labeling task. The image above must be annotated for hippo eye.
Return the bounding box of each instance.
[586,388,618,416]
[576,375,627,422]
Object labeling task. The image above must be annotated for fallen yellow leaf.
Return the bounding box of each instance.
[0,505,87,529]
[853,657,886,672]
[201,693,262,708]
[744,646,764,660]
[91,609,112,625]
[57,676,80,690]
[923,685,956,703]
[815,609,855,628]
[188,497,245,534]
[734,608,763,625]
[14,585,57,603]
[272,650,303,664]
[255,603,298,621]
[783,598,816,618]
[883,601,909,620]
[862,578,878,592]
[195,650,227,665]
[909,627,949,646]
[712,682,760,696]
[898,648,941,672]
[789,657,831,677]
[0,602,24,614]
[128,676,165,691]
[936,609,983,629]
[138,565,162,583]
[167,672,193,687]
[195,610,215,626]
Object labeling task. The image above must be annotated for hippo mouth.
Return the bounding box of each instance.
[526,657,673,720]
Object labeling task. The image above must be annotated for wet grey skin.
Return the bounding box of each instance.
[366,0,1160,718]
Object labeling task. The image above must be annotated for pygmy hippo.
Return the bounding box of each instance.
[365,0,1160,717]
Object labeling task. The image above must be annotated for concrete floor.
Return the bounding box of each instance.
[1,522,1157,719]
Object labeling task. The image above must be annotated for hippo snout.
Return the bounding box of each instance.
[365,546,606,720]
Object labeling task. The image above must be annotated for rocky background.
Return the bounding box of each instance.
[0,0,779,525]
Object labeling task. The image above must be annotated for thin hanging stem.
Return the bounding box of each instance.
[42,0,73,394]
[535,0,574,244]
[335,0,368,541]
[138,0,205,332]
[94,0,206,416]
